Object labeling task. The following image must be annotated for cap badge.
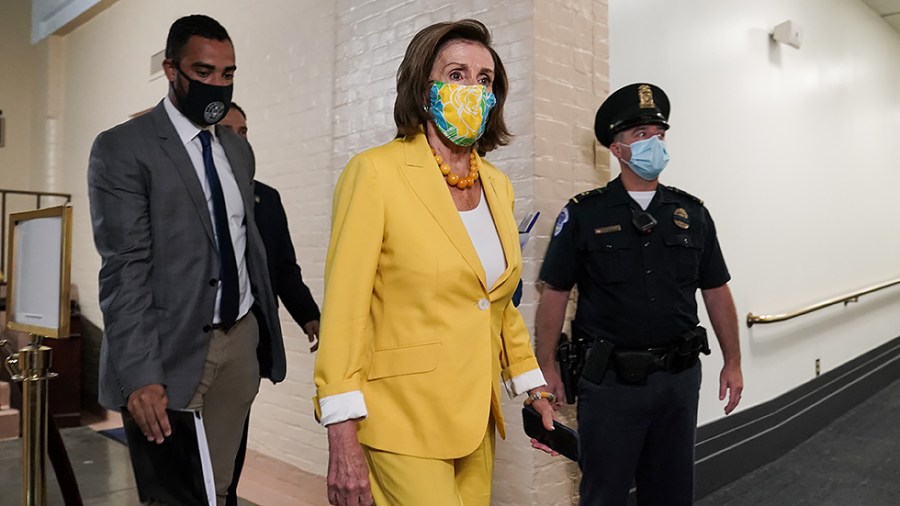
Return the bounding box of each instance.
[638,84,656,110]
[673,208,689,229]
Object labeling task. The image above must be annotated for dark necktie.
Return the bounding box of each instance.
[198,130,239,328]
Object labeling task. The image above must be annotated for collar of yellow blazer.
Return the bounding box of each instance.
[399,132,516,294]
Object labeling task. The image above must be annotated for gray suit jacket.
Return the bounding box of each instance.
[88,100,286,410]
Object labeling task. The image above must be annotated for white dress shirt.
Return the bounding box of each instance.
[164,96,253,323]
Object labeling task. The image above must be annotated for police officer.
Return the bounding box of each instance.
[534,83,743,505]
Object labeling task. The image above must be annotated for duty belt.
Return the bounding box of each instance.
[572,326,711,387]
[611,327,711,385]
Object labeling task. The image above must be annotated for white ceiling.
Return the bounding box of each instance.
[860,0,900,32]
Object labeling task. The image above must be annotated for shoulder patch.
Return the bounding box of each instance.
[553,208,570,237]
[665,185,703,205]
[569,186,607,205]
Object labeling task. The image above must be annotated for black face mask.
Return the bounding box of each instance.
[174,67,233,126]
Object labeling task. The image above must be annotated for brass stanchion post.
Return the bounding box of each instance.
[4,335,57,506]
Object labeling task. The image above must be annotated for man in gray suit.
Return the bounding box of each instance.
[87,15,285,504]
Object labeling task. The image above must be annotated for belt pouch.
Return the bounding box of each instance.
[613,350,656,385]
[581,339,614,385]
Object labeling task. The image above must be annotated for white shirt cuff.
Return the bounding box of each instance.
[504,368,547,398]
[318,390,368,426]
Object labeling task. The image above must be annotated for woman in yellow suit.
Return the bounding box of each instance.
[314,19,556,506]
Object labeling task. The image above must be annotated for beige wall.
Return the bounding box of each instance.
[0,0,41,192]
[5,1,608,504]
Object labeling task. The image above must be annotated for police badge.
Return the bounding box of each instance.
[673,208,689,229]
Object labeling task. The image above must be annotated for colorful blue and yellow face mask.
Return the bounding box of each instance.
[428,81,497,147]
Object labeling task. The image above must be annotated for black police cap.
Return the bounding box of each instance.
[594,83,670,147]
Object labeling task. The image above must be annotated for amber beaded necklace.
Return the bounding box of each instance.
[432,148,479,190]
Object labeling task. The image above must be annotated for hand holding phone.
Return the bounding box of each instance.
[522,405,580,461]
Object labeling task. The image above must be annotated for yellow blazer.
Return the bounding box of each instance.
[313,132,539,459]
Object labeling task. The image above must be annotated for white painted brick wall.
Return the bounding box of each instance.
[231,1,338,474]
[529,2,609,504]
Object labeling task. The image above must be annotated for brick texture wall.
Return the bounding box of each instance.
[235,2,339,473]
[523,2,610,504]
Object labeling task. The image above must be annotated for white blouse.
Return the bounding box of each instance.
[459,189,506,288]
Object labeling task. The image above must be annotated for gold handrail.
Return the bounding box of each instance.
[746,277,900,327]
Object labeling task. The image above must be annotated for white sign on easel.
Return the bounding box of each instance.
[6,206,72,339]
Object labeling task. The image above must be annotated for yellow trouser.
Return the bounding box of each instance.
[364,421,496,506]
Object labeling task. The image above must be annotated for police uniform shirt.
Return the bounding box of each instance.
[539,177,730,348]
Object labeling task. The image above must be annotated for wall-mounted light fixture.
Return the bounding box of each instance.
[0,110,5,148]
[771,20,803,49]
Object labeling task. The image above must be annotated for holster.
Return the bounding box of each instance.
[663,326,711,372]
[556,333,583,404]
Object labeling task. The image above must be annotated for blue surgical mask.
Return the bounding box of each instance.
[619,136,669,181]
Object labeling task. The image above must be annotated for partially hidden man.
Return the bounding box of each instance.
[535,83,743,506]
[87,15,285,505]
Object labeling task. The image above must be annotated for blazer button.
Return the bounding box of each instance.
[202,325,212,333]
[209,278,218,287]
[478,298,490,311]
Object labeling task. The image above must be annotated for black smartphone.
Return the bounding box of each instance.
[522,405,580,462]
